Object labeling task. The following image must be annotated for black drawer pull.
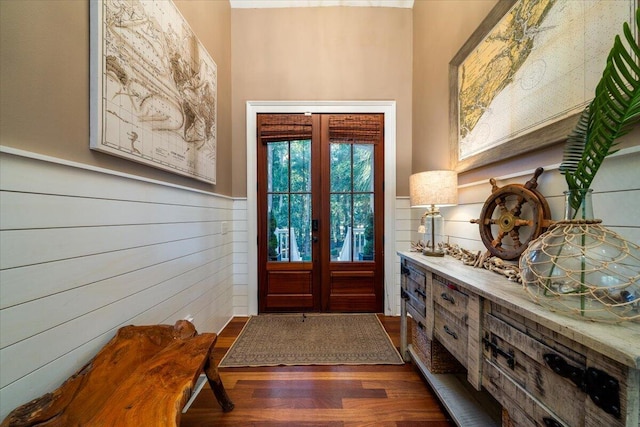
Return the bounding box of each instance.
[586,367,620,418]
[440,292,455,304]
[543,353,585,390]
[483,334,515,369]
[414,288,426,299]
[400,288,410,301]
[542,417,562,427]
[401,265,410,276]
[544,353,621,419]
[443,325,458,340]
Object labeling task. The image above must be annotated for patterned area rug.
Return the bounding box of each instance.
[218,313,404,367]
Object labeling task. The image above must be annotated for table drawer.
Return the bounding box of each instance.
[405,262,426,287]
[401,261,427,319]
[484,312,630,427]
[406,289,426,320]
[406,303,426,327]
[483,313,586,425]
[433,303,467,366]
[433,276,468,320]
[483,358,568,427]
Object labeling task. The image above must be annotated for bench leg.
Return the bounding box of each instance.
[204,353,234,413]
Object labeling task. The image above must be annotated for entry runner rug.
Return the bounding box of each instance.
[218,313,404,367]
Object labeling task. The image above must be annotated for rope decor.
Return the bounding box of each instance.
[550,219,603,225]
[410,241,522,282]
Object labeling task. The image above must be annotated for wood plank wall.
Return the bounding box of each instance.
[0,149,236,419]
[446,148,640,252]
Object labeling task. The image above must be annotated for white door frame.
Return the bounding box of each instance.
[246,101,397,315]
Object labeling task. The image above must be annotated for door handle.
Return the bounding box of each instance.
[312,219,319,231]
[312,236,318,243]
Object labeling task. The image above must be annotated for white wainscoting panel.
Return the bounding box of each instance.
[395,197,415,316]
[232,199,249,315]
[0,149,235,419]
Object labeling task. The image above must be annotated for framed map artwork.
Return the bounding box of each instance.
[90,0,217,184]
[449,0,637,172]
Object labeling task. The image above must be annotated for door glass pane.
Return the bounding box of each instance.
[330,142,375,262]
[330,143,351,193]
[290,140,311,192]
[330,194,352,261]
[291,193,311,261]
[353,144,373,192]
[267,197,279,261]
[267,140,311,263]
[267,193,289,261]
[354,194,374,261]
[268,141,289,192]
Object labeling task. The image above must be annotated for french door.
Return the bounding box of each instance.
[257,113,384,312]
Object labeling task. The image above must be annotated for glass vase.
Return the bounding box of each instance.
[520,189,640,323]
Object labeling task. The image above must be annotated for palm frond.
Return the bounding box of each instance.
[561,8,640,210]
[559,106,590,179]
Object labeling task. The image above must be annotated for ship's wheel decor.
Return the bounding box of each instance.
[471,167,553,260]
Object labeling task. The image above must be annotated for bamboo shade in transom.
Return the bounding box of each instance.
[258,114,313,143]
[328,114,383,144]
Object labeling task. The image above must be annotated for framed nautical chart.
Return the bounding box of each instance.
[449,0,637,172]
[90,0,217,184]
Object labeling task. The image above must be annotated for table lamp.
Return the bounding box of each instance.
[409,170,458,256]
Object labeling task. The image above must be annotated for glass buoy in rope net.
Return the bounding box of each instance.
[520,189,640,323]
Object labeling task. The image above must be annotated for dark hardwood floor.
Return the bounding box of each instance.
[180,315,454,426]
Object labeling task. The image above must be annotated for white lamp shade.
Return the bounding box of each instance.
[409,170,458,208]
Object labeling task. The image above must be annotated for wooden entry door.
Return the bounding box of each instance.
[257,113,384,313]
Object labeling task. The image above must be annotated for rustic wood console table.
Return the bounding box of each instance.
[398,251,640,427]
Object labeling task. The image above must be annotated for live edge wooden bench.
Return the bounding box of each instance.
[1,320,234,426]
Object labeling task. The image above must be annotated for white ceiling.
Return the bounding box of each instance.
[229,0,414,8]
